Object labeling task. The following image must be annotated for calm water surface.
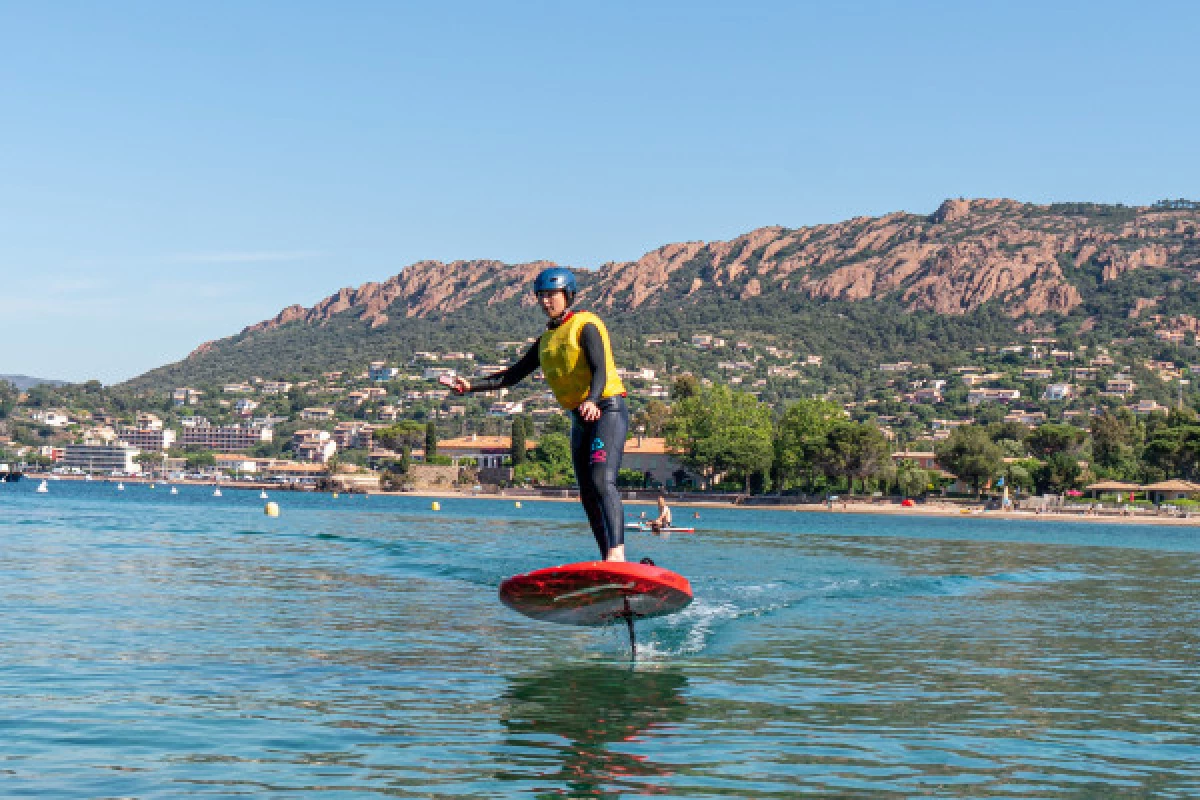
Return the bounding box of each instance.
[1,480,1197,797]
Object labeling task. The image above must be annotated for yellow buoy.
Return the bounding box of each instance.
[332,492,339,499]
[265,501,280,517]
[515,501,522,508]
[431,501,441,511]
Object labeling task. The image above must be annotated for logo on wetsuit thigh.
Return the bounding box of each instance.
[590,437,607,463]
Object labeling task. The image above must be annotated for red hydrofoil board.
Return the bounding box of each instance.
[500,561,693,626]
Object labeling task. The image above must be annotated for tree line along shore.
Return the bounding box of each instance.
[6,365,1200,514]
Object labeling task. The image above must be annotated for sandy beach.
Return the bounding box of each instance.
[379,489,1200,526]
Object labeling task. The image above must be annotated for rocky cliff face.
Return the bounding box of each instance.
[237,198,1200,338]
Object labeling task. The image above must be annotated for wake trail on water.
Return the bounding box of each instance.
[243,514,1093,662]
[301,521,580,592]
[624,565,1091,659]
[815,565,1089,601]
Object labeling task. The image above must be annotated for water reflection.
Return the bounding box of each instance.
[497,664,689,798]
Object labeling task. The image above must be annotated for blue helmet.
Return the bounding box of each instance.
[533,267,577,305]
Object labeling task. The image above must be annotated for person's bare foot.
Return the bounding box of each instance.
[604,545,626,562]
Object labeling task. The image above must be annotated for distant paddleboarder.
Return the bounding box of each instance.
[445,267,634,562]
[649,495,673,534]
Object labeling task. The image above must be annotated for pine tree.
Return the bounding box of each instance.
[425,420,438,459]
[511,416,528,466]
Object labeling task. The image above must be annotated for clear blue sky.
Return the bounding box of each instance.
[1,1,1196,384]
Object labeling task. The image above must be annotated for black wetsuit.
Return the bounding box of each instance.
[470,313,627,556]
[568,394,628,556]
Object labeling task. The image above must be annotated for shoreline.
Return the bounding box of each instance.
[23,473,1200,526]
[371,489,1200,526]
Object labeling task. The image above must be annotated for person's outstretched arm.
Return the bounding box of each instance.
[448,341,540,394]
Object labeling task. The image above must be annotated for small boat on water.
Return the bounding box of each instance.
[117,482,125,491]
[170,486,178,495]
[213,487,222,497]
[36,480,49,493]
[259,490,268,499]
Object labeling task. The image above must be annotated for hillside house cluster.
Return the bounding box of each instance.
[11,321,1200,489]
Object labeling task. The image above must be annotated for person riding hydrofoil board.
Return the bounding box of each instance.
[445,267,633,562]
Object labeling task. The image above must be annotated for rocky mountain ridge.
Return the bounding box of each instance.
[225,198,1200,352]
[144,197,1200,389]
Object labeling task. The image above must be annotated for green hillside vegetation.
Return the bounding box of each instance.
[129,293,1032,398]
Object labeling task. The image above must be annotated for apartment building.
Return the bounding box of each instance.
[489,401,525,416]
[117,426,177,451]
[214,454,264,473]
[333,422,374,450]
[234,398,259,416]
[181,425,273,451]
[912,387,944,403]
[1004,410,1048,426]
[1105,376,1137,396]
[83,426,118,446]
[375,405,402,422]
[292,430,337,463]
[1130,399,1169,415]
[1042,383,1075,401]
[134,412,163,429]
[438,435,528,469]
[617,367,657,381]
[299,407,337,422]
[172,388,203,406]
[962,372,1005,387]
[31,409,71,427]
[967,388,1021,405]
[890,451,940,471]
[61,443,140,474]
[369,362,400,382]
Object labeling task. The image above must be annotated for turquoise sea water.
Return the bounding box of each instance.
[2,480,1198,798]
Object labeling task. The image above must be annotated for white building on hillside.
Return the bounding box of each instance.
[1043,383,1075,401]
[31,409,71,427]
[61,443,141,474]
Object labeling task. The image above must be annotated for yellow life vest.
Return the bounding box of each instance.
[538,311,626,410]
